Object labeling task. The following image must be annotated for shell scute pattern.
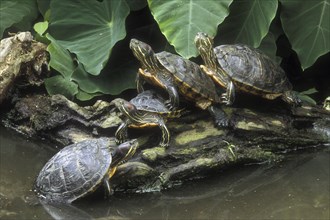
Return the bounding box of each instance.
[130,90,169,114]
[157,51,219,103]
[215,44,292,94]
[35,138,112,203]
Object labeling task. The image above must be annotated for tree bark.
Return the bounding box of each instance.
[0,32,48,104]
[2,94,329,192]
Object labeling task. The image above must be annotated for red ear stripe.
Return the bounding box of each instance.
[124,102,136,111]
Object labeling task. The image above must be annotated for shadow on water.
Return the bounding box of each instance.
[0,125,329,220]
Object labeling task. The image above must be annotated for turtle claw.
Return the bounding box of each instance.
[159,142,169,148]
[215,117,231,128]
[115,138,123,145]
[165,100,175,111]
[221,93,232,105]
[208,105,232,128]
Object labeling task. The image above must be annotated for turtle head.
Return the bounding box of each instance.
[194,32,218,70]
[194,32,214,53]
[110,98,137,117]
[112,139,138,166]
[130,39,157,70]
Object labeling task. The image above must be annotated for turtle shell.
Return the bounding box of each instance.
[156,51,221,109]
[130,90,169,114]
[215,44,292,96]
[34,138,113,203]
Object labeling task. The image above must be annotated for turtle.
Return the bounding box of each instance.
[194,32,301,107]
[129,38,229,127]
[110,90,182,147]
[34,138,138,204]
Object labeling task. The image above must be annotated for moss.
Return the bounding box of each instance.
[175,147,198,156]
[271,120,284,127]
[194,158,214,167]
[175,120,223,145]
[236,121,265,130]
[141,146,166,162]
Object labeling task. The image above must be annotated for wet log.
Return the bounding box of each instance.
[2,94,329,193]
[0,32,48,104]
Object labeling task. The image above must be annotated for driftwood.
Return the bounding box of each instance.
[2,93,329,193]
[0,32,48,104]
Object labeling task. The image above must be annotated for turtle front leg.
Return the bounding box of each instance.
[208,105,231,128]
[136,71,146,93]
[115,119,130,144]
[221,81,235,105]
[103,178,114,198]
[155,116,170,147]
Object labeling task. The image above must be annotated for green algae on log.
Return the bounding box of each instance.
[2,94,329,193]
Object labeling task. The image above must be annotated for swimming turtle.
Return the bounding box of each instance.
[34,138,138,203]
[130,39,229,127]
[194,32,301,106]
[110,90,182,147]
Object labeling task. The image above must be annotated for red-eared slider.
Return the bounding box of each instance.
[194,32,301,106]
[110,90,182,147]
[34,138,138,203]
[130,39,230,127]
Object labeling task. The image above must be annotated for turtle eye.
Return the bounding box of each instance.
[124,102,136,111]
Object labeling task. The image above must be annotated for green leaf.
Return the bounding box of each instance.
[44,75,78,99]
[258,31,281,64]
[46,34,76,78]
[34,21,48,36]
[49,0,130,75]
[280,0,330,70]
[0,0,38,38]
[148,0,233,58]
[300,88,318,95]
[216,0,278,48]
[297,94,317,105]
[71,64,136,95]
[76,90,102,101]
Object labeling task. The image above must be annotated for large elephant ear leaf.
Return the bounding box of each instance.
[0,0,38,38]
[49,0,130,75]
[216,0,278,48]
[148,0,233,58]
[280,0,330,70]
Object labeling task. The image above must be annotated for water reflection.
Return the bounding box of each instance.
[0,125,329,220]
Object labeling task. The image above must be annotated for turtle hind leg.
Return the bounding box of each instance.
[208,105,231,128]
[164,85,180,111]
[221,81,235,106]
[282,91,302,107]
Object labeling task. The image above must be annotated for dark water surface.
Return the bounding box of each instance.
[0,125,329,220]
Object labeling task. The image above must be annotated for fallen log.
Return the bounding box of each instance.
[0,32,48,104]
[2,94,329,193]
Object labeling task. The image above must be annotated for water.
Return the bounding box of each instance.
[0,125,329,220]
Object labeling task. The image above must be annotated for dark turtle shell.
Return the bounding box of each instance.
[156,51,221,109]
[130,90,170,114]
[34,138,137,203]
[215,44,292,97]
